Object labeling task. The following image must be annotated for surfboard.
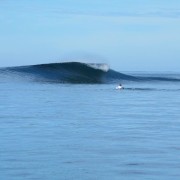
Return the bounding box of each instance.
[116,86,123,90]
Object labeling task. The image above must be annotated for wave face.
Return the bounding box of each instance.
[1,62,180,84]
[0,62,138,83]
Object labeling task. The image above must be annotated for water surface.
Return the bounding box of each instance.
[0,71,180,180]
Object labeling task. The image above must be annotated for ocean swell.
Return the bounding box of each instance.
[0,62,137,83]
[0,62,180,84]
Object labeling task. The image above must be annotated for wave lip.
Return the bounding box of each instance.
[87,63,109,72]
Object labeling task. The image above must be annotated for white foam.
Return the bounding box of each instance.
[87,63,109,72]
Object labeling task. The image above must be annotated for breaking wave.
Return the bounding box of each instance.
[0,62,180,84]
[0,62,137,83]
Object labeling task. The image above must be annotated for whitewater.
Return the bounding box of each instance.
[1,62,180,180]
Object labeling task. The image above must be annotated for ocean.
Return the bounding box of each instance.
[0,62,180,180]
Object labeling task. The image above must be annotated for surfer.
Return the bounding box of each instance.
[116,84,124,90]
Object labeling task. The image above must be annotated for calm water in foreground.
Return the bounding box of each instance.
[1,73,180,180]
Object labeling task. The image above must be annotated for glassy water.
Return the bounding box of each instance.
[1,74,180,180]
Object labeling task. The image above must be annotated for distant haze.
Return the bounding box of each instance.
[0,0,180,71]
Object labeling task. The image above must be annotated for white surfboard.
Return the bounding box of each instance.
[116,85,124,90]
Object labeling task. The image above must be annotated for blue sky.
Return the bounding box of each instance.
[0,0,180,71]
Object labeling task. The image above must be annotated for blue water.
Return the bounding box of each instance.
[1,73,180,180]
